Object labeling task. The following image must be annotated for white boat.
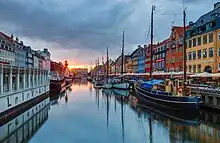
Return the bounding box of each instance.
[102,83,112,89]
[112,82,129,90]
[112,89,129,96]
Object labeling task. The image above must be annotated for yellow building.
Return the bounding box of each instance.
[186,2,220,73]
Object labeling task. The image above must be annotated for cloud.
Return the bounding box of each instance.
[0,0,215,64]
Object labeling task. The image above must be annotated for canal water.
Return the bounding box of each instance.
[1,80,220,143]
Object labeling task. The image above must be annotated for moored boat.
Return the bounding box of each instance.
[112,89,129,96]
[102,83,112,89]
[112,82,129,90]
[65,76,72,87]
[134,80,201,111]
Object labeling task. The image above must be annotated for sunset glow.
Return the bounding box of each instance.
[68,65,95,69]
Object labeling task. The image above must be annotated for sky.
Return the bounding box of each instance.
[0,0,217,67]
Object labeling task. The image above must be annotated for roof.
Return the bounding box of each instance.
[157,39,169,46]
[194,6,220,28]
[0,32,13,42]
[130,46,144,57]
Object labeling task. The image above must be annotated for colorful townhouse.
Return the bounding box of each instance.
[131,45,143,73]
[125,56,132,73]
[186,2,220,73]
[138,45,145,73]
[145,44,156,73]
[153,39,169,71]
[166,26,185,72]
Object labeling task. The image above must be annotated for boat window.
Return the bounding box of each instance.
[179,82,183,87]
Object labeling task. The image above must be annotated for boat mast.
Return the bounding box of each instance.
[183,10,186,96]
[107,47,109,79]
[98,58,99,79]
[150,5,155,79]
[121,31,124,75]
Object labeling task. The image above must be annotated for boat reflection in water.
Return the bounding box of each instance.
[0,98,50,143]
[129,95,220,143]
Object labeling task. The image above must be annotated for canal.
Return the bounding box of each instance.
[1,80,220,143]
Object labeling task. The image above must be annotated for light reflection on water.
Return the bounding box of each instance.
[1,80,220,143]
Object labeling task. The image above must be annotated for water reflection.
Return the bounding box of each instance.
[0,98,50,143]
[6,80,220,143]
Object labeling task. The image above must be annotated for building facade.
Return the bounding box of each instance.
[186,2,220,73]
[153,39,169,71]
[145,44,156,73]
[0,32,15,66]
[131,45,143,73]
[166,26,184,72]
[138,45,145,73]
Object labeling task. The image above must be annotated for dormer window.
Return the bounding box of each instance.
[201,19,204,23]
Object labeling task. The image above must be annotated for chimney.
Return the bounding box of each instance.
[20,41,23,45]
[16,37,19,42]
[214,2,220,9]
[138,45,141,48]
[11,34,14,39]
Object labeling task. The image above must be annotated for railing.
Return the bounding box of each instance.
[12,83,17,91]
[3,84,9,92]
[19,82,24,89]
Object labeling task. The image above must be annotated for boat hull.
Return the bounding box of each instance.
[135,84,201,111]
[112,89,129,96]
[50,78,66,94]
[112,82,129,90]
[102,83,112,89]
[65,77,72,87]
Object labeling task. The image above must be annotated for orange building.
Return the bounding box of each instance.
[166,26,185,72]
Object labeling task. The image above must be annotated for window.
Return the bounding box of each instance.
[193,51,196,60]
[188,52,192,60]
[176,48,178,52]
[189,40,192,48]
[193,38,196,47]
[198,64,201,73]
[189,65,192,72]
[209,33,213,43]
[218,63,220,72]
[198,37,201,45]
[203,35,207,44]
[209,47,213,57]
[203,49,207,58]
[218,48,220,57]
[198,50,201,59]
[193,65,196,73]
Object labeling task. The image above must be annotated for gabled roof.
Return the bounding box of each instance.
[0,32,13,42]
[130,46,144,58]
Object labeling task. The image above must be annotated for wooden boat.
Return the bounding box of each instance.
[50,77,66,94]
[134,80,201,111]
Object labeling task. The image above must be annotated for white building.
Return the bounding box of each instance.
[0,32,15,66]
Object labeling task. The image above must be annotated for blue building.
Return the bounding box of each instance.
[14,38,26,68]
[23,46,34,68]
[137,45,145,73]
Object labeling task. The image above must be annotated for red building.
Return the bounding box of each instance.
[153,39,169,71]
[166,26,185,72]
[145,44,157,73]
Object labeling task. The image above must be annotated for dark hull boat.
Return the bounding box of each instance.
[134,82,201,111]
[50,78,66,94]
[65,76,72,87]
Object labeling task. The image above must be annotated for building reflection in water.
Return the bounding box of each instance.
[0,98,50,143]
